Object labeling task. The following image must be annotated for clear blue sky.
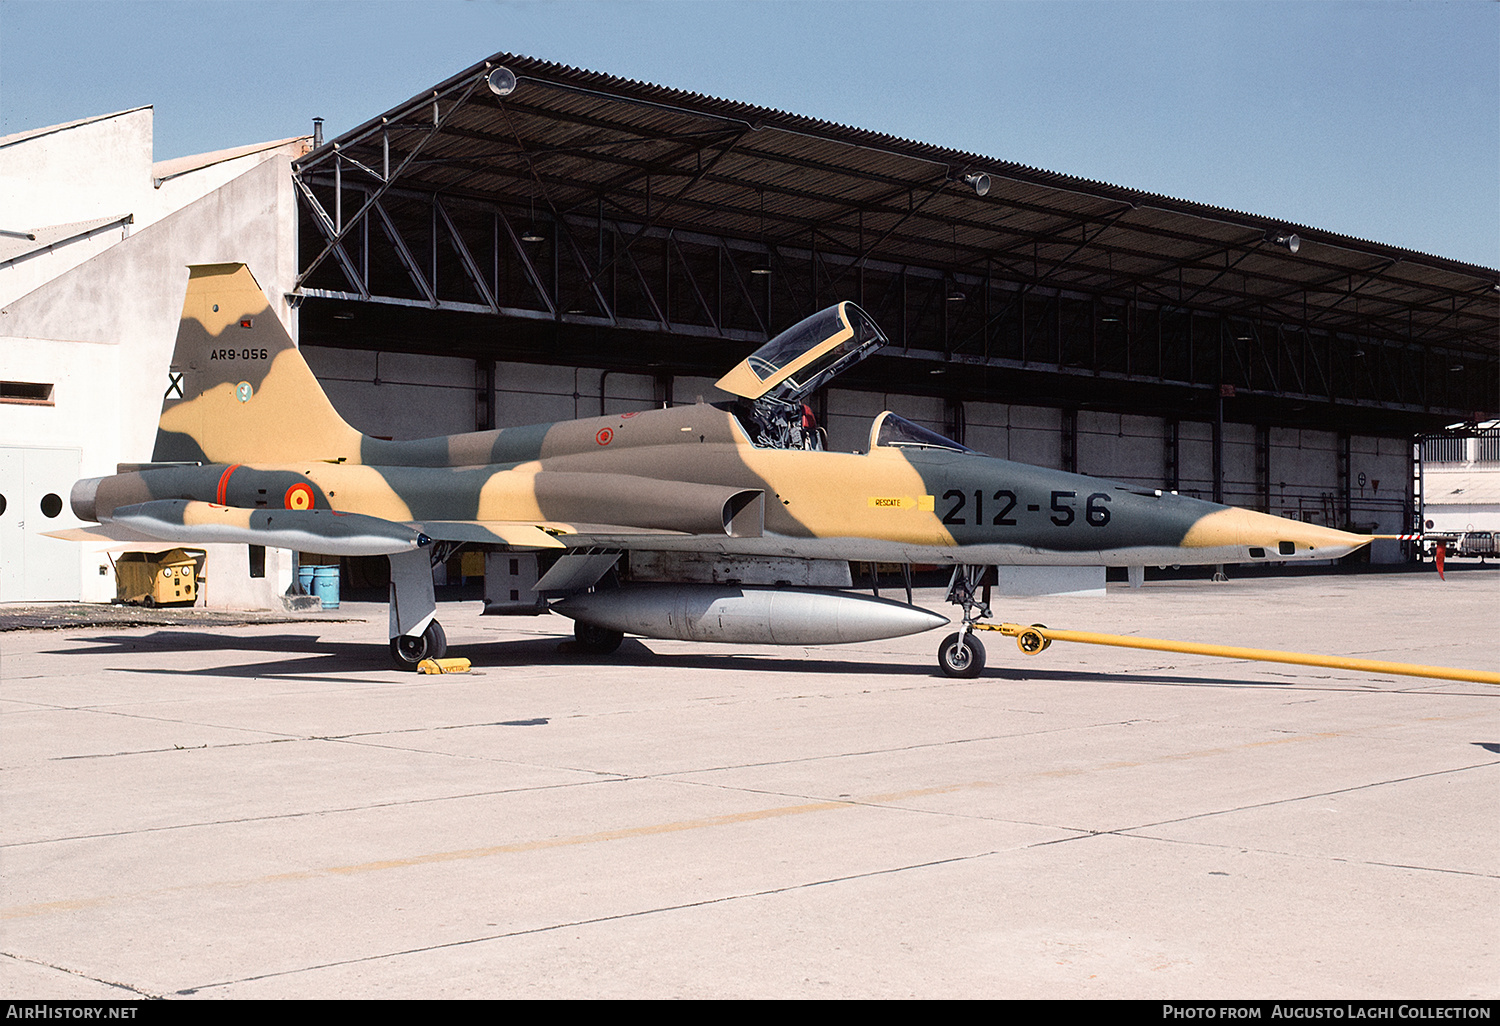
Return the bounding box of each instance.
[2,0,1495,268]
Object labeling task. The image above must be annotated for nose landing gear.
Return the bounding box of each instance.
[937,565,992,678]
[937,631,985,678]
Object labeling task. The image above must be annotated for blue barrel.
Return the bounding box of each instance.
[297,564,316,596]
[312,565,341,609]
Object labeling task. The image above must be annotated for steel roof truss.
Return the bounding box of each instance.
[434,197,499,314]
[372,199,437,306]
[298,72,488,290]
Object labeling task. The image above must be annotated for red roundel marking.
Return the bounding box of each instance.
[596,427,613,446]
[620,411,640,419]
[285,483,315,510]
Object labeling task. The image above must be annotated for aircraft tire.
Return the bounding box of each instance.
[937,632,985,679]
[390,619,448,670]
[574,621,624,655]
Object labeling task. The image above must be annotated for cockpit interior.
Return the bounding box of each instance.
[715,302,973,455]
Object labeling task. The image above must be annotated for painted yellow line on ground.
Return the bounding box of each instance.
[0,782,981,921]
[4,717,1406,923]
[1035,732,1341,777]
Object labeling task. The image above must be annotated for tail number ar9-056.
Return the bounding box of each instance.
[942,489,1112,527]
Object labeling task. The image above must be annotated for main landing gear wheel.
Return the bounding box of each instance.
[573,621,624,655]
[937,631,986,678]
[390,619,447,670]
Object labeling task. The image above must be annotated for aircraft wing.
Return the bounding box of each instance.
[409,520,569,549]
[408,520,705,549]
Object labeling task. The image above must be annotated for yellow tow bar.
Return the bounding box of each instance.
[976,623,1500,685]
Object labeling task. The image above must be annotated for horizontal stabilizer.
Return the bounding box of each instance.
[43,524,171,547]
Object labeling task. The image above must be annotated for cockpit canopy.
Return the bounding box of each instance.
[716,302,887,405]
[869,411,975,454]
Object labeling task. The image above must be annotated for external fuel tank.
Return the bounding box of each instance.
[551,585,949,645]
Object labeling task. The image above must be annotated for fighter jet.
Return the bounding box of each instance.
[61,264,1373,675]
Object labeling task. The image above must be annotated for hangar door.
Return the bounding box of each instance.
[0,445,81,601]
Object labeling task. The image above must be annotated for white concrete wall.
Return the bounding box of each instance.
[964,403,1063,467]
[492,361,658,426]
[1077,411,1164,485]
[299,352,685,437]
[0,337,121,598]
[1350,434,1411,563]
[0,107,306,308]
[823,389,945,454]
[303,348,480,438]
[0,153,300,603]
[2,155,299,460]
[0,109,154,237]
[1421,460,1500,543]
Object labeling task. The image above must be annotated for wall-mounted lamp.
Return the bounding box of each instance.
[1266,231,1300,254]
[487,67,517,97]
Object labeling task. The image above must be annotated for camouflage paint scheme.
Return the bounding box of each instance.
[104,264,1365,569]
[64,264,1371,668]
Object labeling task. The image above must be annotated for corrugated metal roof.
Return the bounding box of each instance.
[299,52,1497,360]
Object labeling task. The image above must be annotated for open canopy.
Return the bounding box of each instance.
[715,302,887,404]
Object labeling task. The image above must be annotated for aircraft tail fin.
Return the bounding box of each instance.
[151,264,364,465]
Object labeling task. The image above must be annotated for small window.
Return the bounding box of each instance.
[1,381,55,405]
[1278,541,1296,556]
[40,493,63,518]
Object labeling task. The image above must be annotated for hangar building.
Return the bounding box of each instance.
[2,54,1496,603]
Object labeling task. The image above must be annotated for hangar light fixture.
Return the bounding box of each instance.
[962,172,991,197]
[486,67,517,97]
[1266,231,1300,254]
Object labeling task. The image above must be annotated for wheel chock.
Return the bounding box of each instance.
[417,657,472,674]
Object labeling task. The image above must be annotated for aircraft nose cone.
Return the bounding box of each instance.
[1181,507,1373,559]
